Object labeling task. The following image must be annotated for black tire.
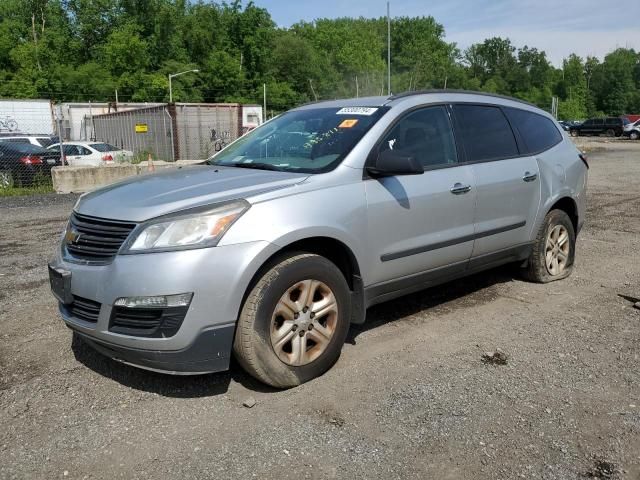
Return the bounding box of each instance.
[605,128,615,137]
[570,129,579,137]
[630,131,639,141]
[0,169,15,189]
[522,209,576,283]
[233,253,351,388]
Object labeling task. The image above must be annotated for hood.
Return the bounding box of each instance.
[76,165,309,222]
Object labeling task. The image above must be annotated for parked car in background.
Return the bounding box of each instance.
[569,117,629,137]
[0,133,59,148]
[49,90,588,388]
[623,119,640,140]
[558,120,581,131]
[0,141,62,188]
[47,141,133,166]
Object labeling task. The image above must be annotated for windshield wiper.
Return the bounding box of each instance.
[227,162,283,171]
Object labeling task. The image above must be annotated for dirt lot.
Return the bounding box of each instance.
[1,138,639,479]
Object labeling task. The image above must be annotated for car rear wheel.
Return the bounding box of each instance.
[605,128,615,137]
[0,169,15,189]
[522,209,576,283]
[233,253,351,388]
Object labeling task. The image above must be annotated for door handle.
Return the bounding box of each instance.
[523,171,538,182]
[450,182,471,195]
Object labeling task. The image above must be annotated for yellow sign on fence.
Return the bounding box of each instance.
[135,123,148,133]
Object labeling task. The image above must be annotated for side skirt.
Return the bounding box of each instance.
[364,243,533,309]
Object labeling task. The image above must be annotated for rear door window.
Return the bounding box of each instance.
[90,143,119,152]
[505,108,562,154]
[452,105,519,162]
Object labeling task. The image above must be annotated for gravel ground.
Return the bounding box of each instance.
[1,142,639,479]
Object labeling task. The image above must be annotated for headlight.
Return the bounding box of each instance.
[123,200,249,253]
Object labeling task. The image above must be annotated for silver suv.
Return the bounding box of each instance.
[49,91,588,387]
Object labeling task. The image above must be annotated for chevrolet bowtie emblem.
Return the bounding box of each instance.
[65,229,81,244]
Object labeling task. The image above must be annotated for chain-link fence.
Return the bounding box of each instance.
[0,99,263,192]
[0,100,62,191]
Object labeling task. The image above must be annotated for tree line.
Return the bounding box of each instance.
[1,0,639,119]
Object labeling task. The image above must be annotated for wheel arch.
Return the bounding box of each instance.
[549,196,579,233]
[239,235,366,325]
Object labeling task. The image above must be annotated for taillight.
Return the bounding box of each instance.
[102,154,113,162]
[579,153,589,169]
[19,156,43,165]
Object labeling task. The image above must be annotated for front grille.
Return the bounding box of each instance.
[109,306,189,338]
[65,296,102,323]
[65,212,137,262]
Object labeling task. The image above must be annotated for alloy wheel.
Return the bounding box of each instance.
[270,279,338,366]
[545,224,570,276]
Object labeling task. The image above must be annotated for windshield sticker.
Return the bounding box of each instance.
[338,119,359,128]
[336,107,379,116]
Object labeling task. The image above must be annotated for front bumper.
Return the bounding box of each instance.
[51,240,279,374]
[71,324,236,374]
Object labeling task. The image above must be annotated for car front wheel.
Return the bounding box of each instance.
[233,253,351,388]
[522,209,576,283]
[570,129,579,137]
[630,131,639,140]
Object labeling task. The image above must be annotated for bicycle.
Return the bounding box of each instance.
[0,116,18,132]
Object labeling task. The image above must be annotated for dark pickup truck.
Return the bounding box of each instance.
[569,117,630,137]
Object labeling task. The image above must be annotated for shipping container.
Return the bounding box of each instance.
[90,103,263,161]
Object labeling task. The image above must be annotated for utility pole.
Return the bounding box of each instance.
[355,75,359,98]
[263,83,267,122]
[309,79,318,101]
[387,1,391,96]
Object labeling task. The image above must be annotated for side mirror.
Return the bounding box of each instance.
[366,149,424,177]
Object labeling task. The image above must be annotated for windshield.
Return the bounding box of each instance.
[90,143,119,152]
[208,106,388,173]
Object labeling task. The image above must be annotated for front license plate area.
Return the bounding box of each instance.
[48,264,73,304]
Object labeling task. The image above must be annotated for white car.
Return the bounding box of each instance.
[47,142,133,167]
[0,134,58,148]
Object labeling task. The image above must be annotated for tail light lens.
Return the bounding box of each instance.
[19,156,43,165]
[102,154,113,162]
[579,153,589,169]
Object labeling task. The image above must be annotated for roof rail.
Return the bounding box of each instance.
[388,89,538,108]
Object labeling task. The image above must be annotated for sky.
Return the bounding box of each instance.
[252,0,640,66]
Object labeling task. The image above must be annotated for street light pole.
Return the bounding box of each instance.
[168,69,200,103]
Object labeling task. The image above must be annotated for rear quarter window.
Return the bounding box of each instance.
[452,104,519,162]
[505,108,563,154]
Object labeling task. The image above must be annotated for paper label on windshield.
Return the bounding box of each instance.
[336,107,379,116]
[338,119,359,128]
